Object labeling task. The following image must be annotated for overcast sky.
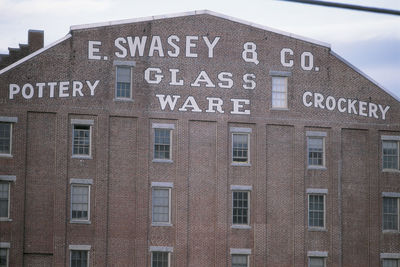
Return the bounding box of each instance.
[0,0,399,99]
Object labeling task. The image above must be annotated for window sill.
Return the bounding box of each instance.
[0,154,13,158]
[152,159,173,164]
[382,169,400,173]
[72,155,93,160]
[231,162,251,167]
[114,98,134,102]
[308,227,327,232]
[231,224,251,230]
[382,230,400,234]
[270,107,289,111]
[0,218,12,222]
[307,166,327,170]
[70,220,91,224]
[152,222,173,227]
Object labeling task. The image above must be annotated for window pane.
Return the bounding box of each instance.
[154,129,171,160]
[73,125,91,156]
[152,188,170,223]
[309,257,325,267]
[233,134,249,163]
[383,259,399,267]
[116,66,131,99]
[0,182,9,218]
[383,197,398,230]
[272,76,288,108]
[0,122,11,154]
[0,248,7,267]
[71,185,89,220]
[232,255,248,267]
[308,137,324,166]
[383,141,399,170]
[152,251,169,267]
[71,250,88,267]
[309,195,324,228]
[233,191,249,225]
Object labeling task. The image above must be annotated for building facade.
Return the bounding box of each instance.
[0,10,399,267]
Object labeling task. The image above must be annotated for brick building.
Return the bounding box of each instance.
[0,10,399,267]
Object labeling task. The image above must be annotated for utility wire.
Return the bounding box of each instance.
[279,0,400,16]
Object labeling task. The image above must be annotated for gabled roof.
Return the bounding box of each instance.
[0,10,398,102]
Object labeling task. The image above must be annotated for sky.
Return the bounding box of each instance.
[0,0,399,99]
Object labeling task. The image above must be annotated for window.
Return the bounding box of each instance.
[232,254,248,267]
[382,139,399,170]
[71,185,90,222]
[152,184,172,225]
[72,124,91,157]
[0,182,9,219]
[309,257,325,267]
[151,251,169,267]
[154,129,171,160]
[116,66,132,99]
[383,259,400,267]
[308,193,325,229]
[0,248,8,267]
[383,197,399,231]
[232,133,249,163]
[271,76,288,109]
[0,122,11,156]
[233,191,249,226]
[307,131,327,168]
[70,250,88,267]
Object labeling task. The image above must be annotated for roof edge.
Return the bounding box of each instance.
[330,50,400,103]
[0,34,72,76]
[70,9,331,48]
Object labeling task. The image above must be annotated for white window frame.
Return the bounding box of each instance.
[152,123,174,163]
[382,192,400,233]
[69,245,90,267]
[307,189,327,231]
[114,61,135,101]
[381,136,400,172]
[0,117,18,158]
[381,253,400,267]
[230,127,252,166]
[271,76,288,109]
[308,251,328,267]
[70,180,92,224]
[151,182,173,226]
[0,242,10,267]
[150,246,173,267]
[71,119,93,159]
[0,176,15,222]
[230,248,251,267]
[231,185,252,229]
[306,131,327,169]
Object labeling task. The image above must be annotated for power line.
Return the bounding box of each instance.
[279,0,400,15]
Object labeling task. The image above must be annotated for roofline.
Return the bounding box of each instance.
[70,9,331,48]
[0,34,72,75]
[330,50,400,103]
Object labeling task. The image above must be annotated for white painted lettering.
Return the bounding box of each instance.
[302,91,313,107]
[88,41,102,60]
[348,99,357,114]
[22,84,34,99]
[359,101,367,116]
[167,35,180,57]
[218,72,233,89]
[368,103,378,119]
[149,36,164,57]
[242,42,259,65]
[145,68,163,84]
[186,36,198,58]
[203,36,220,58]
[114,37,127,58]
[301,52,313,71]
[379,105,390,120]
[178,96,202,112]
[191,71,215,87]
[72,81,84,97]
[338,98,347,112]
[281,48,294,67]
[243,74,256,90]
[9,84,20,99]
[59,81,70,98]
[86,80,99,96]
[314,93,325,109]
[48,82,57,98]
[156,94,181,111]
[231,99,250,115]
[127,36,147,57]
[326,96,336,111]
[206,97,224,113]
[169,69,183,86]
[36,83,45,98]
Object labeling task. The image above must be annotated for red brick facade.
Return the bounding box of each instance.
[0,10,399,267]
